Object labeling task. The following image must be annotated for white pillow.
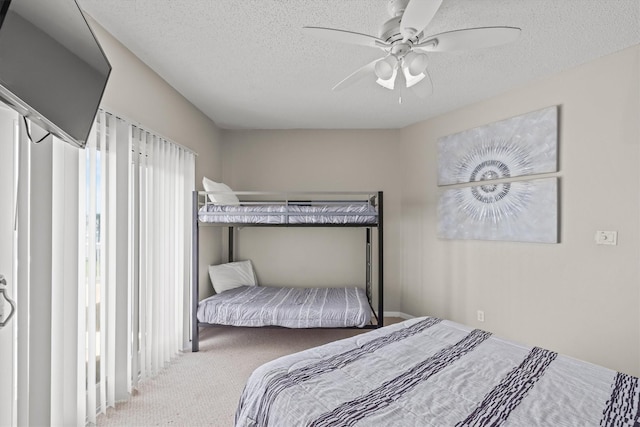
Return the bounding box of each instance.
[202,177,240,205]
[208,260,258,294]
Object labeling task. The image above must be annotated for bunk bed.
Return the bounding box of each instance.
[236,316,640,426]
[191,189,384,352]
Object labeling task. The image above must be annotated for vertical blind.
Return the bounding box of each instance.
[79,110,120,424]
[129,123,195,389]
[78,110,195,423]
[15,110,194,425]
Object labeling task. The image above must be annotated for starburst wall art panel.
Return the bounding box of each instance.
[437,106,559,243]
[437,106,557,186]
[437,177,558,243]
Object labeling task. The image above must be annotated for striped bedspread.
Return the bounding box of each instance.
[236,317,639,426]
[198,203,378,225]
[197,285,371,328]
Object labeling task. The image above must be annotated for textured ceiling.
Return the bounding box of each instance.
[77,0,640,130]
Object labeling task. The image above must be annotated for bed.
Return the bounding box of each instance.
[191,183,384,352]
[197,285,371,328]
[236,316,639,426]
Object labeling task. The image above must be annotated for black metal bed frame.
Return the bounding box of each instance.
[191,191,384,352]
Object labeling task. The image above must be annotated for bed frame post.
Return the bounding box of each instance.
[192,190,200,352]
[228,226,234,262]
[366,227,371,306]
[377,191,384,327]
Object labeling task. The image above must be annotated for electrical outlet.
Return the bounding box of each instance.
[477,310,485,322]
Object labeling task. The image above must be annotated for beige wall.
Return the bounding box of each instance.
[400,45,640,375]
[221,129,403,311]
[86,17,225,299]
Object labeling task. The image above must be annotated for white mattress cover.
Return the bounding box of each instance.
[197,285,371,328]
[198,203,377,224]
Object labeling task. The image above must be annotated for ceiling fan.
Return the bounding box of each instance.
[302,0,521,97]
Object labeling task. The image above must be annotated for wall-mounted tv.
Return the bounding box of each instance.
[0,0,111,148]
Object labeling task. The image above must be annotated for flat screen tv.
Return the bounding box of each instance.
[0,0,111,148]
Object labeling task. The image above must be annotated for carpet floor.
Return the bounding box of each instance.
[96,319,401,426]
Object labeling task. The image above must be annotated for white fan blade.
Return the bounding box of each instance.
[410,70,433,98]
[303,26,387,48]
[416,27,521,51]
[397,68,432,104]
[332,58,382,91]
[400,0,443,42]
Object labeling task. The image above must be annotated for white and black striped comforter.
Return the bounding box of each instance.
[198,203,378,225]
[236,317,639,426]
[197,285,371,328]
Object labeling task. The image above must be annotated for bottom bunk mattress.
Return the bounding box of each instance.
[236,316,639,427]
[197,285,371,328]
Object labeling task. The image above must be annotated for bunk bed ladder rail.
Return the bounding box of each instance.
[191,190,200,352]
[366,227,376,324]
[377,191,383,328]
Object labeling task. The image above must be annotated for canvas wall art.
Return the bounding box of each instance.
[437,177,558,243]
[437,106,558,186]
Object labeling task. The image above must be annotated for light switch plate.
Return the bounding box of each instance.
[595,230,617,245]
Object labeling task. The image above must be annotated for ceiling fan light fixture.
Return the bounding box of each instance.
[374,55,398,80]
[376,66,398,90]
[404,51,429,76]
[402,65,426,88]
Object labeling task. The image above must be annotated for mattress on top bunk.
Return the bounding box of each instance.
[198,203,377,224]
[236,316,639,427]
[197,285,371,328]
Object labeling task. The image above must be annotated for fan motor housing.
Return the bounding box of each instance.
[379,16,402,43]
[379,16,421,47]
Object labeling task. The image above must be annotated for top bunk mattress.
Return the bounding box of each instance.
[198,203,378,225]
[197,285,372,328]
